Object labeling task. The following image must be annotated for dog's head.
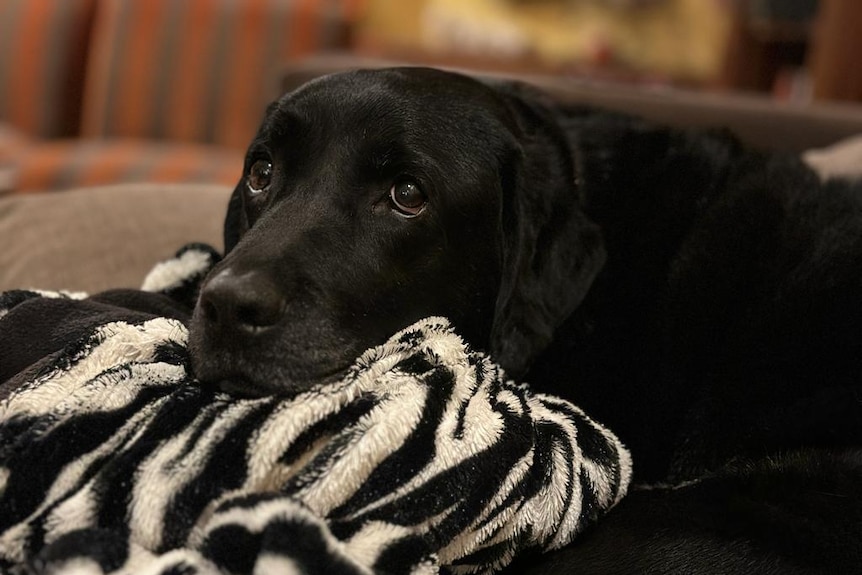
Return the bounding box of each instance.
[188,67,605,396]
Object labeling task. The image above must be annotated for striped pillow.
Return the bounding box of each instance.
[81,0,363,150]
[0,0,97,139]
[12,139,243,193]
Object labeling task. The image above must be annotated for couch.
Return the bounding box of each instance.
[2,1,862,284]
[0,0,362,194]
[3,55,862,294]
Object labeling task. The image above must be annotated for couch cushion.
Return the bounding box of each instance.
[8,139,243,192]
[0,183,231,292]
[81,0,363,150]
[0,0,97,138]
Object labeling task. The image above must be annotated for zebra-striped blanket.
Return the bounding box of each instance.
[0,246,631,575]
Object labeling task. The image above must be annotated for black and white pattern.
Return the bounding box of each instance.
[0,246,631,575]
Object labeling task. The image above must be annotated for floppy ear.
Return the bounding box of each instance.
[489,82,607,378]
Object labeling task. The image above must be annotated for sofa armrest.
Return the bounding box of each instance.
[0,183,231,293]
[280,54,862,153]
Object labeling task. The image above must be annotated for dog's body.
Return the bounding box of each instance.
[189,68,862,573]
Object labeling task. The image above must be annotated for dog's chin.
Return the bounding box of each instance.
[187,331,355,398]
[191,356,350,398]
[186,307,368,398]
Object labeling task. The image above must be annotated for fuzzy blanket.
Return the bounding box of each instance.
[0,245,631,575]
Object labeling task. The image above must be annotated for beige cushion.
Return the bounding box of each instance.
[0,183,232,293]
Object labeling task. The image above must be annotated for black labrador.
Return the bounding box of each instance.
[188,68,862,573]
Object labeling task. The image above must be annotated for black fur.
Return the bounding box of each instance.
[188,67,862,573]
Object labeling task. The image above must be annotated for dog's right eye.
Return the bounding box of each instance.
[247,159,273,195]
[389,180,427,217]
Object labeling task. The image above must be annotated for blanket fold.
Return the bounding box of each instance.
[0,245,631,575]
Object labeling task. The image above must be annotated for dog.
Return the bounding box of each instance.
[188,67,862,573]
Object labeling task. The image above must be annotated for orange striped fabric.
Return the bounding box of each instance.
[12,139,244,193]
[0,124,30,194]
[0,124,31,162]
[81,0,362,150]
[0,0,97,138]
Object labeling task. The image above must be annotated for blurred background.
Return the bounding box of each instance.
[360,0,834,100]
[1,0,860,194]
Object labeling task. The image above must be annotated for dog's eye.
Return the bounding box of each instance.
[389,180,426,217]
[247,159,273,195]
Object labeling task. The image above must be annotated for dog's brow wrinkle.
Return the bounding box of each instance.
[269,106,303,141]
[247,142,269,159]
[371,147,395,170]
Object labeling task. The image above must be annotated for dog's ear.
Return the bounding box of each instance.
[489,81,607,378]
[222,181,248,254]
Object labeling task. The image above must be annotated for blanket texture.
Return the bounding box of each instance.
[0,245,631,575]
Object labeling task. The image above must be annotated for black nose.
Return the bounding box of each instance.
[198,269,285,334]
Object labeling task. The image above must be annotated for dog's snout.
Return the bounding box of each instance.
[199,269,285,334]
